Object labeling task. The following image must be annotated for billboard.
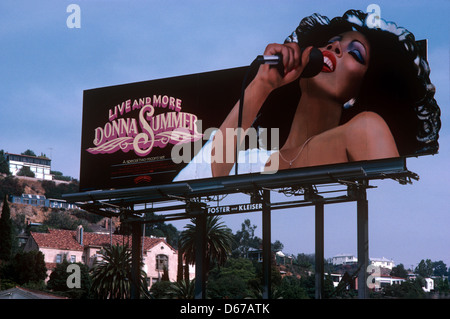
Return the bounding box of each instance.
[80,67,252,191]
[79,9,440,192]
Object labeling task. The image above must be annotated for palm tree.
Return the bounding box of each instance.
[168,279,195,299]
[179,215,234,276]
[90,244,149,299]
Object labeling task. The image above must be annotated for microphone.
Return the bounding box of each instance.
[235,47,323,175]
[256,47,324,78]
[255,54,283,65]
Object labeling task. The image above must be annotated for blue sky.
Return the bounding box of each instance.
[1,0,449,269]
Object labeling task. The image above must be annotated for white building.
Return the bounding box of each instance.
[371,257,395,270]
[5,152,52,180]
[422,278,434,292]
[369,276,406,291]
[332,254,358,265]
[332,254,395,270]
[24,225,195,288]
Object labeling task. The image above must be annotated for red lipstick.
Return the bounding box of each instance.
[321,51,337,73]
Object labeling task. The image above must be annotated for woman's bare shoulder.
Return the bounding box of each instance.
[345,111,388,129]
[342,111,399,160]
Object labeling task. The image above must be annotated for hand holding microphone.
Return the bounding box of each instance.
[236,43,324,176]
[256,44,323,79]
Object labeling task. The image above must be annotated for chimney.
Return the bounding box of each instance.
[76,225,83,245]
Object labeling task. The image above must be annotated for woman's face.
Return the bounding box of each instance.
[301,30,370,104]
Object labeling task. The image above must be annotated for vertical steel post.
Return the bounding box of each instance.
[315,201,324,299]
[357,184,369,299]
[131,221,143,299]
[262,189,271,299]
[194,208,207,299]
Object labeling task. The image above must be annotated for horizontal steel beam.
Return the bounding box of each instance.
[64,157,411,206]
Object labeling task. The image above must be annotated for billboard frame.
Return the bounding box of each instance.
[64,156,419,299]
[65,157,414,205]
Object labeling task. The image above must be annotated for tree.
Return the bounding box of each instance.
[298,273,335,299]
[297,253,314,270]
[207,258,257,299]
[90,244,149,299]
[0,195,13,261]
[383,278,426,298]
[432,260,448,277]
[45,209,82,230]
[149,281,173,299]
[278,276,309,299]
[51,171,72,182]
[16,166,35,177]
[1,250,47,285]
[0,150,10,175]
[41,180,79,200]
[435,277,450,295]
[47,259,92,299]
[0,175,23,199]
[232,219,261,257]
[272,240,284,252]
[179,216,234,282]
[144,213,180,248]
[391,263,409,279]
[149,278,195,299]
[161,266,170,281]
[21,149,36,157]
[415,259,433,278]
[177,242,184,282]
[168,279,195,299]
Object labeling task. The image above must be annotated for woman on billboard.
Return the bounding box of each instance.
[175,9,440,181]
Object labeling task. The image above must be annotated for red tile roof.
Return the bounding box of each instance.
[30,228,176,252]
[31,229,83,251]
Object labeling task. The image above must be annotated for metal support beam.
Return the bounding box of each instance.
[194,207,207,299]
[357,185,369,299]
[315,201,324,299]
[64,157,410,204]
[262,189,271,299]
[131,221,143,299]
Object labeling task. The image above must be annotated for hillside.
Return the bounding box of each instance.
[0,174,76,197]
[1,174,183,249]
[0,174,117,233]
[14,176,47,197]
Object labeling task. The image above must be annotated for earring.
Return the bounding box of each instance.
[343,98,356,109]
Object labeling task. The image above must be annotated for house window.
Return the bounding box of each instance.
[70,255,76,263]
[156,254,168,271]
[56,254,62,263]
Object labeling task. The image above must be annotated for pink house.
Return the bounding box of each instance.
[24,225,195,288]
